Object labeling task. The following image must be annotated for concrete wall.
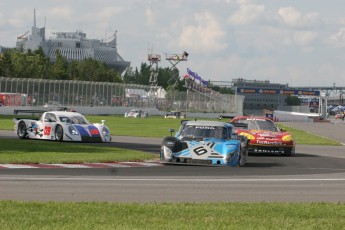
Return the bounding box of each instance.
[273,110,319,122]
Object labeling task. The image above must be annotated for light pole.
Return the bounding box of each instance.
[320,92,327,119]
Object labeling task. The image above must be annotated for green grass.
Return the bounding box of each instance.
[0,115,17,131]
[87,115,190,137]
[0,201,344,230]
[277,123,342,146]
[0,139,156,164]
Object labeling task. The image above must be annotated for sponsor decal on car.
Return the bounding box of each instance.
[256,140,282,145]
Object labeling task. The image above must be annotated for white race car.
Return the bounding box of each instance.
[13,110,111,142]
[124,109,148,118]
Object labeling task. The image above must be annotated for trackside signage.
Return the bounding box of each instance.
[236,88,320,96]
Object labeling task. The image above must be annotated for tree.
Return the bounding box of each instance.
[50,50,69,80]
[286,95,301,106]
[122,66,136,83]
[67,61,80,80]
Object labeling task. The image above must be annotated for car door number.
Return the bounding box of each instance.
[43,126,51,135]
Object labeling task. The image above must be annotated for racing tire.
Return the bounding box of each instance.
[55,125,64,142]
[284,147,295,156]
[17,121,28,139]
[161,136,180,152]
[239,148,248,166]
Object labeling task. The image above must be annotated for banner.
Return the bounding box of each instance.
[186,68,208,86]
[309,98,319,108]
[236,87,320,96]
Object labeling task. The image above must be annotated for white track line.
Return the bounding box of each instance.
[0,177,345,182]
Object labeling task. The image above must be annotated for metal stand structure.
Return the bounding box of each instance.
[147,52,161,104]
[165,51,189,88]
[148,53,161,87]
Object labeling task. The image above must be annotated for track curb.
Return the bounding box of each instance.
[0,161,162,169]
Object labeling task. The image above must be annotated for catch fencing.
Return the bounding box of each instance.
[0,76,243,113]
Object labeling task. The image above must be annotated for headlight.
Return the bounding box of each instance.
[282,135,293,142]
[163,146,173,159]
[68,126,79,135]
[240,132,255,140]
[102,127,110,135]
[224,150,236,162]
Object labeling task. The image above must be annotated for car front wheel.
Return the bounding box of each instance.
[17,121,28,139]
[55,125,64,141]
[284,147,295,156]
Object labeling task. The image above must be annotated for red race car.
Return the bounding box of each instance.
[230,116,295,156]
[335,114,344,120]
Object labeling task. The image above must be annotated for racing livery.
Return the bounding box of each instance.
[160,120,248,166]
[13,111,111,142]
[230,116,295,156]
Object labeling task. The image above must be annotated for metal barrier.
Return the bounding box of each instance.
[0,77,243,113]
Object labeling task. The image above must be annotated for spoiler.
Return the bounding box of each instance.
[14,109,47,115]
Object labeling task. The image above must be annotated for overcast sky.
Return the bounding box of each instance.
[1,0,345,87]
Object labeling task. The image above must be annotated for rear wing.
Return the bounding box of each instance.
[14,109,47,115]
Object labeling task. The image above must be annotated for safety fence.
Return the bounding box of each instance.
[0,77,243,113]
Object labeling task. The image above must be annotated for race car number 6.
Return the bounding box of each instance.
[193,146,208,156]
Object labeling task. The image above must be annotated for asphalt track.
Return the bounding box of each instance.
[1,119,345,202]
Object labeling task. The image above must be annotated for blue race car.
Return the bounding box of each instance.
[160,120,248,166]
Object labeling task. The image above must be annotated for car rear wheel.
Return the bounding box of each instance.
[55,125,64,141]
[17,121,27,139]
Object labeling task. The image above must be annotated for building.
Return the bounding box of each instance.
[233,78,289,110]
[14,9,130,74]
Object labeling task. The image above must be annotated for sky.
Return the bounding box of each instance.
[1,0,345,88]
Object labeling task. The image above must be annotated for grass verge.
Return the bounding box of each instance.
[0,201,344,230]
[277,123,342,146]
[0,139,157,164]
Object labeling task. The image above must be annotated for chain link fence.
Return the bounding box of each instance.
[0,77,243,114]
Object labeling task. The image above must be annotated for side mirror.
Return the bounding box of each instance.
[280,128,286,132]
[101,120,105,125]
[169,128,175,137]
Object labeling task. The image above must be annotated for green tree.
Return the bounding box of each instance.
[67,61,80,80]
[122,66,136,83]
[50,50,69,80]
[286,95,301,105]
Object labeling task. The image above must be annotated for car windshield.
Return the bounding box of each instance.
[181,125,227,139]
[239,119,279,132]
[59,115,89,125]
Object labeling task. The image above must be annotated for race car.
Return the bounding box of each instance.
[164,111,186,119]
[160,120,248,166]
[335,113,344,120]
[124,109,148,118]
[230,116,295,156]
[13,110,111,142]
